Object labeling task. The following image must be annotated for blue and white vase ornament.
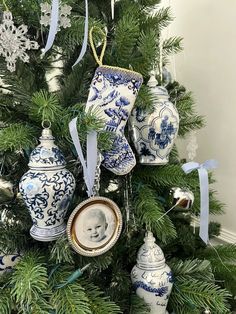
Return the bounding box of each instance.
[131,232,173,314]
[19,127,75,242]
[129,73,179,165]
[85,26,143,175]
[0,252,21,275]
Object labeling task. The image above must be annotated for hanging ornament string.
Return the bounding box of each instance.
[159,35,163,83]
[72,0,89,67]
[41,0,59,55]
[182,159,218,244]
[111,0,115,20]
[89,26,107,66]
[69,117,97,197]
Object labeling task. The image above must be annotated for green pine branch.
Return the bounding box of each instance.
[113,15,140,67]
[0,289,12,314]
[0,124,37,152]
[30,90,63,123]
[133,184,177,242]
[81,279,122,314]
[10,253,51,312]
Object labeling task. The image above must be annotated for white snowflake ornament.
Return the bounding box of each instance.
[40,2,72,30]
[0,11,39,72]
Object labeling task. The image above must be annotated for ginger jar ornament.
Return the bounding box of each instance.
[19,127,75,242]
[131,232,173,314]
[129,73,179,165]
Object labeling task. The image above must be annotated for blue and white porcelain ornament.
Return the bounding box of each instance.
[0,252,21,275]
[129,73,179,165]
[131,232,173,314]
[19,127,75,242]
[85,26,143,175]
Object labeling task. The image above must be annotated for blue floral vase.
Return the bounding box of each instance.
[19,128,75,242]
[131,232,173,314]
[129,74,179,165]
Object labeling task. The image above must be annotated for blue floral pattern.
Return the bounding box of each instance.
[148,116,177,149]
[30,146,66,166]
[129,85,179,164]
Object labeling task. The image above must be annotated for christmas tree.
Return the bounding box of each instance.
[0,0,236,313]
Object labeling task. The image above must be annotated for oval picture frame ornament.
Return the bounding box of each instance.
[67,196,123,257]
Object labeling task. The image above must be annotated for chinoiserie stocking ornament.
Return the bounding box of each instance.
[19,126,75,241]
[129,72,179,165]
[85,27,143,175]
[131,232,173,314]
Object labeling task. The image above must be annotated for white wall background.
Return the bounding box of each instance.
[161,0,236,240]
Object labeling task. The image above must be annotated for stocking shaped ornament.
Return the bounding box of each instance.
[86,27,143,175]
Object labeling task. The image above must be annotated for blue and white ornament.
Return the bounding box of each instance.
[19,127,75,242]
[0,252,21,275]
[86,66,143,175]
[129,73,179,165]
[131,232,173,314]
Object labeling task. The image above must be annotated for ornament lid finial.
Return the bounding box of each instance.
[147,71,158,88]
[136,231,166,270]
[147,72,169,98]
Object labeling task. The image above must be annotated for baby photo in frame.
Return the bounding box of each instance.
[67,196,123,257]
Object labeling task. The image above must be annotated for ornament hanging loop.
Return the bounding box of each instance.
[89,26,107,66]
[42,120,52,129]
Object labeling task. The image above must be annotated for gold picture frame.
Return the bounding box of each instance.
[67,196,123,257]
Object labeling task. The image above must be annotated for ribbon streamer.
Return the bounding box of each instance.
[111,0,115,20]
[69,117,97,197]
[72,0,89,67]
[182,160,218,244]
[42,0,59,55]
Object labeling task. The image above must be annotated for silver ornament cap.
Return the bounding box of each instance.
[136,231,166,269]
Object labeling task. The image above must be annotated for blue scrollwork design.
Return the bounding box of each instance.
[133,281,168,297]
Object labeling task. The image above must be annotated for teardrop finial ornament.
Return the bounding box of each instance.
[147,72,158,88]
[136,231,165,269]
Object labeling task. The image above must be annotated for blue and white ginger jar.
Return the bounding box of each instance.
[19,128,75,242]
[131,232,173,314]
[129,74,179,165]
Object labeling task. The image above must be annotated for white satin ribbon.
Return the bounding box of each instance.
[182,160,218,244]
[69,117,97,197]
[111,0,115,20]
[72,0,89,67]
[42,0,59,55]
